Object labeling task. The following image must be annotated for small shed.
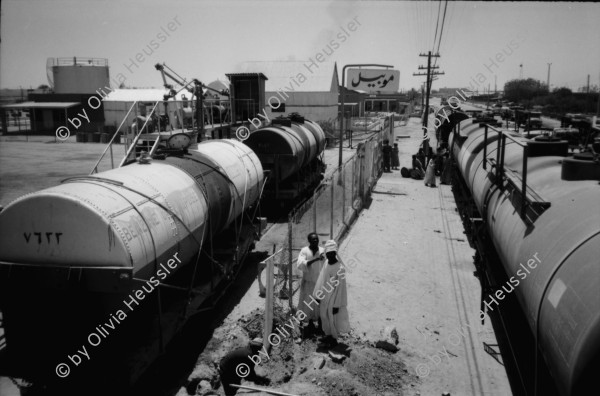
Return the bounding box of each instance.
[0,101,80,135]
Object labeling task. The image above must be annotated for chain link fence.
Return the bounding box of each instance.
[259,129,387,327]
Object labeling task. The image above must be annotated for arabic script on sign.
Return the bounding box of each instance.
[346,69,400,93]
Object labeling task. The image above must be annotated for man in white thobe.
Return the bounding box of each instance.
[296,232,325,337]
[315,240,350,348]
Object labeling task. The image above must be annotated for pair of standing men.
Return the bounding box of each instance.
[296,233,350,347]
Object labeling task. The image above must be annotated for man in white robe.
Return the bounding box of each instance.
[314,240,350,347]
[296,232,325,336]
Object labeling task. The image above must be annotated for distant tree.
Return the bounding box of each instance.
[37,84,50,91]
[552,87,572,97]
[576,84,599,93]
[503,78,548,102]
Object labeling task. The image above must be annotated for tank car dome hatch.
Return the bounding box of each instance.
[167,133,193,149]
[561,156,600,181]
[527,138,569,157]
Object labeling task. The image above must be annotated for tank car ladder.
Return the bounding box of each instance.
[89,100,162,174]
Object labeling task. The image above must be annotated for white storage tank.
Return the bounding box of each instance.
[50,57,110,94]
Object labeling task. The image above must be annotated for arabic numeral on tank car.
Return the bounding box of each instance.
[23,232,63,244]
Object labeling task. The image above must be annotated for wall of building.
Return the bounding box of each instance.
[262,91,338,123]
[53,66,110,94]
[29,93,104,133]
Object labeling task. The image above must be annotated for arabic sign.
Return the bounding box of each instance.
[347,69,399,93]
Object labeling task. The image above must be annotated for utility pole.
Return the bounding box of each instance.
[597,71,600,117]
[547,63,552,91]
[495,75,497,95]
[587,74,591,113]
[413,51,444,159]
[520,64,523,79]
[587,74,590,94]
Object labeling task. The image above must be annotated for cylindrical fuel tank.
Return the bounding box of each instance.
[451,121,600,395]
[193,139,264,225]
[244,126,304,182]
[0,162,206,279]
[289,123,317,164]
[244,118,326,183]
[303,119,326,154]
[0,144,263,280]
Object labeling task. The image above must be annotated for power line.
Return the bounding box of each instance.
[432,0,442,53]
[436,0,449,55]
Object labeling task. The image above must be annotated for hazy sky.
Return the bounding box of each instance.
[1,0,599,93]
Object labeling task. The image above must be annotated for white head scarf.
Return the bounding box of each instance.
[324,240,338,253]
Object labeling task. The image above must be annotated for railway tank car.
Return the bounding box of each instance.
[450,119,600,395]
[0,139,264,389]
[243,113,326,203]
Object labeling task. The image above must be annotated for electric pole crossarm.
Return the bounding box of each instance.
[412,51,443,160]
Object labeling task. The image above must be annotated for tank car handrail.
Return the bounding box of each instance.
[119,101,161,167]
[482,124,550,221]
[90,101,139,174]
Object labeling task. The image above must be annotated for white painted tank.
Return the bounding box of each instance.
[193,139,264,226]
[0,163,208,279]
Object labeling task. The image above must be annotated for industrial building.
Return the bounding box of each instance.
[235,61,339,123]
[0,57,109,135]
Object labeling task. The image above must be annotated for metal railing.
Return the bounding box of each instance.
[118,101,161,167]
[90,101,139,174]
[48,57,109,67]
[482,124,550,221]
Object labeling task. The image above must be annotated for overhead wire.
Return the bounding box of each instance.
[432,0,442,54]
[430,0,449,91]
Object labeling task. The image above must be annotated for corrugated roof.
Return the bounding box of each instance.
[1,102,80,109]
[103,89,196,102]
[236,61,338,93]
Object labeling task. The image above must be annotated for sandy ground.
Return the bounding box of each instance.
[341,118,510,395]
[181,113,511,396]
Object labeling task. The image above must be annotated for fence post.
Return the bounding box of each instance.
[342,164,346,225]
[312,191,317,234]
[287,216,293,311]
[263,258,273,351]
[330,173,335,239]
[351,158,355,208]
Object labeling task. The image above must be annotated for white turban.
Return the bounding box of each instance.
[324,240,338,253]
